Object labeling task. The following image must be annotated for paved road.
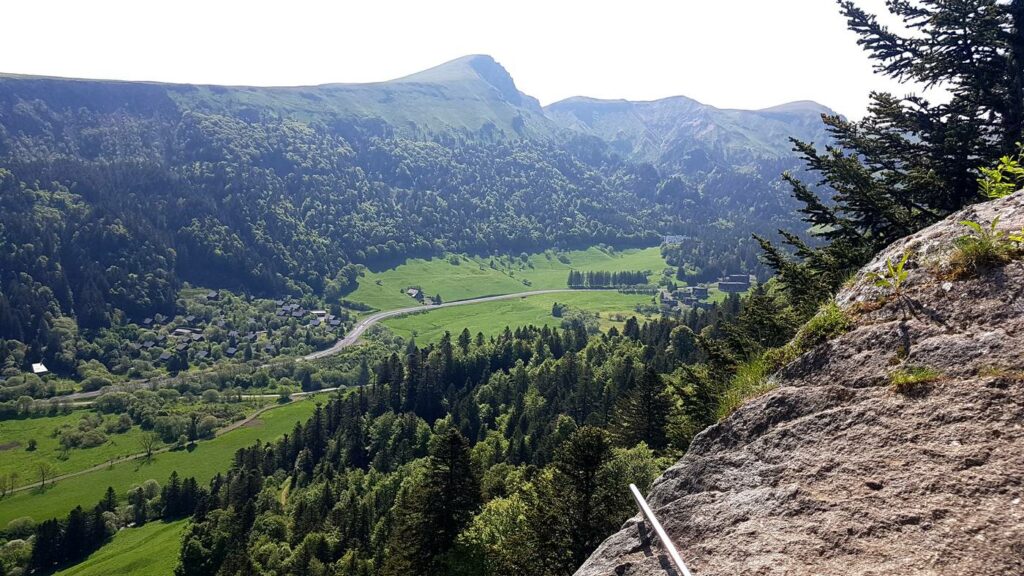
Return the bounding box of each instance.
[59,289,598,399]
[302,288,596,360]
[12,290,601,492]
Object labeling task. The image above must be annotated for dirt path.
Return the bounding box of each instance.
[8,388,339,494]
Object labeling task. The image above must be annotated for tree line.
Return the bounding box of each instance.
[566,270,649,288]
[24,470,205,574]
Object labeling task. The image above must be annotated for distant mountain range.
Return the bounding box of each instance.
[0,55,834,349]
[0,54,832,170]
[546,95,834,172]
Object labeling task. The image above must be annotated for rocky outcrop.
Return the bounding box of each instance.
[576,191,1024,576]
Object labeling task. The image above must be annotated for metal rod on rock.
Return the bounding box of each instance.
[629,483,694,576]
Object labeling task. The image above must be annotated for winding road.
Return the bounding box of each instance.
[10,290,606,494]
[302,288,597,360]
[60,289,597,400]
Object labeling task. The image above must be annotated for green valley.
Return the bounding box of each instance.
[343,246,669,312]
[381,290,653,343]
[1,0,1020,573]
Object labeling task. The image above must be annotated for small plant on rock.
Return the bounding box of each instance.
[978,143,1024,199]
[792,301,852,353]
[948,217,1022,278]
[866,250,911,298]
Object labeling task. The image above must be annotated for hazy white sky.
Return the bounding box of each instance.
[1,0,924,118]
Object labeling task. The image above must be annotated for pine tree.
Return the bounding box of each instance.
[612,366,671,450]
[162,471,184,518]
[30,519,62,571]
[534,426,612,574]
[759,0,1024,312]
[62,505,89,561]
[383,427,480,575]
[457,327,472,354]
[99,486,118,512]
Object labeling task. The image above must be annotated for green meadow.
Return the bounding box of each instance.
[0,413,169,485]
[344,246,668,312]
[54,519,187,576]
[0,399,318,527]
[382,290,655,343]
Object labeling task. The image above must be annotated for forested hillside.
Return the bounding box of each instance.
[168,289,802,576]
[2,1,1023,575]
[0,55,827,363]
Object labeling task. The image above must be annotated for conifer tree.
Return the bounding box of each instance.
[534,426,612,573]
[383,427,480,575]
[759,0,1024,312]
[612,366,671,449]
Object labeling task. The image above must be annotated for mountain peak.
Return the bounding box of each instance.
[392,54,523,104]
[757,100,835,116]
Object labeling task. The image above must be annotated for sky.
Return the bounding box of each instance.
[0,0,930,119]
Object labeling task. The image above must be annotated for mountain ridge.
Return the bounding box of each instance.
[0,53,829,353]
[0,54,831,153]
[545,92,834,170]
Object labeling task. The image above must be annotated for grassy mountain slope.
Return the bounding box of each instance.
[544,95,833,171]
[0,55,554,142]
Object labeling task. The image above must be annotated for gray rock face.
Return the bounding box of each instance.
[576,191,1024,576]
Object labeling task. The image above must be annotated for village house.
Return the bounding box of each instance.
[718,281,748,293]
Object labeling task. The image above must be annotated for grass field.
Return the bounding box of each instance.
[382,290,656,343]
[345,246,668,312]
[0,412,170,485]
[54,519,187,576]
[0,399,318,527]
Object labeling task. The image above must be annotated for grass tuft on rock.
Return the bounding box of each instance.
[792,302,853,353]
[890,366,942,394]
[947,218,1022,279]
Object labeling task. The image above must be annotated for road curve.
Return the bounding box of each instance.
[60,289,602,400]
[302,288,600,360]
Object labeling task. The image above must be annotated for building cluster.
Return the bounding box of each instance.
[660,285,712,312]
[128,314,260,364]
[125,293,346,367]
[275,299,343,328]
[658,273,753,313]
[717,273,752,293]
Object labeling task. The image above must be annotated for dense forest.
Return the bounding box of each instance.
[163,2,1023,574]
[2,1,1022,575]
[0,55,823,365]
[164,287,809,576]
